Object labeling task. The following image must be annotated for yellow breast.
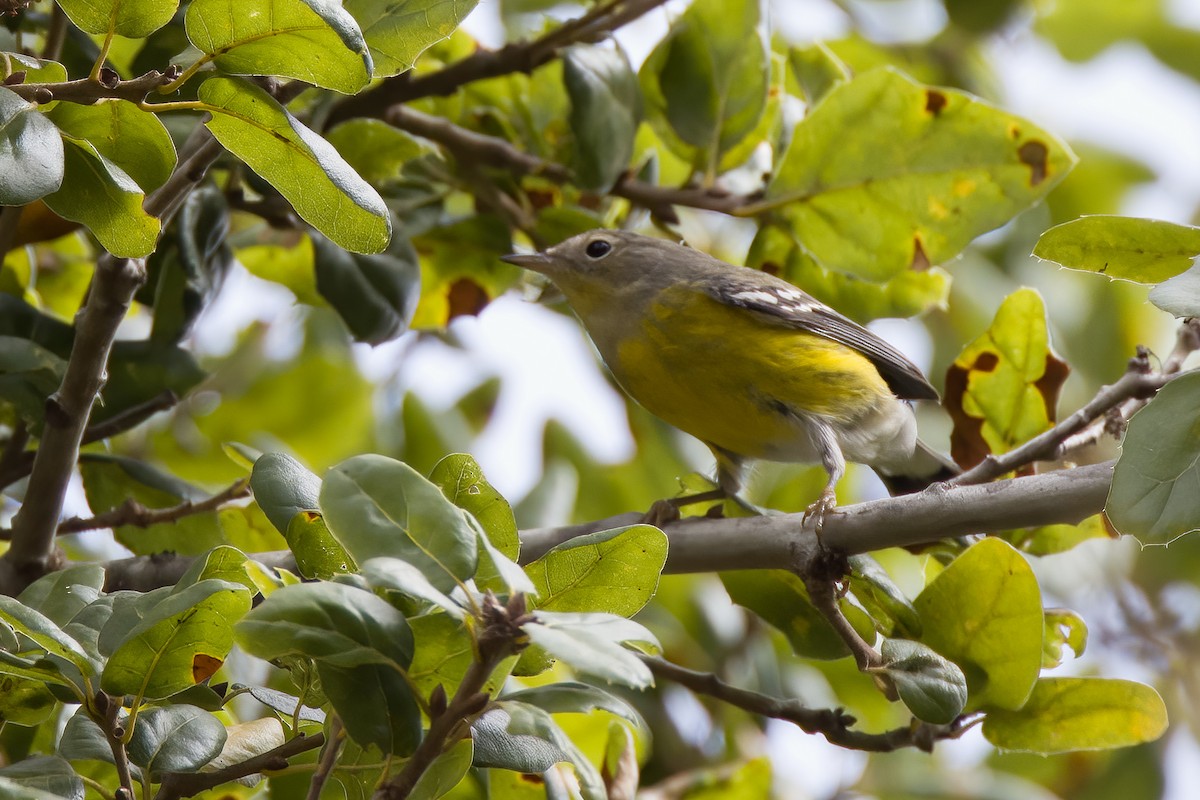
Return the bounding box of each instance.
[601,288,893,460]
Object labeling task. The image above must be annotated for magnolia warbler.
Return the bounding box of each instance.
[501,230,956,524]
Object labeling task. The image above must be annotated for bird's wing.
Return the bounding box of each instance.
[705,274,939,401]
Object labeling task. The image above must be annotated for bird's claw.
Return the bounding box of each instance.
[803,488,839,533]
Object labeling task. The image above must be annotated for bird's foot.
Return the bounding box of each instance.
[802,487,839,533]
[642,499,682,528]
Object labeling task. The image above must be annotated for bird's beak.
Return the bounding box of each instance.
[500,252,553,273]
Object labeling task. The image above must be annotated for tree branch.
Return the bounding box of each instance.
[0,390,179,491]
[376,593,529,800]
[4,68,178,105]
[327,0,672,126]
[0,255,146,591]
[805,570,882,671]
[386,106,747,221]
[50,478,250,537]
[155,732,326,800]
[521,461,1114,571]
[642,657,975,753]
[96,460,1114,593]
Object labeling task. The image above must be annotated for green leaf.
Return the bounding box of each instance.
[429,453,519,561]
[286,511,355,580]
[0,595,93,675]
[46,100,175,193]
[982,678,1168,754]
[1148,261,1200,317]
[1043,608,1088,669]
[1108,371,1200,542]
[311,230,420,344]
[945,288,1070,470]
[471,703,570,773]
[765,68,1075,280]
[0,87,63,204]
[788,43,850,105]
[406,613,475,701]
[501,682,647,737]
[523,611,658,690]
[848,555,922,638]
[325,119,431,186]
[18,564,105,627]
[409,738,472,800]
[524,525,666,615]
[59,711,122,765]
[877,638,968,724]
[319,662,422,755]
[57,0,177,37]
[0,675,58,726]
[235,581,413,670]
[319,454,478,593]
[251,452,322,534]
[564,44,641,191]
[1,53,67,84]
[1033,215,1200,284]
[143,185,232,344]
[42,135,160,258]
[360,557,464,619]
[240,685,326,723]
[343,0,480,77]
[186,0,372,93]
[638,0,769,174]
[101,579,252,700]
[127,705,227,773]
[199,76,390,254]
[173,545,258,593]
[0,336,66,424]
[721,569,877,660]
[0,756,83,800]
[913,538,1043,711]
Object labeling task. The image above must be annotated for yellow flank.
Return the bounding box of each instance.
[608,286,892,459]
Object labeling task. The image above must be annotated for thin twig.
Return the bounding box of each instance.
[642,657,974,753]
[951,357,1183,488]
[82,389,179,443]
[53,479,250,536]
[376,594,530,800]
[387,106,748,221]
[305,718,344,800]
[155,732,326,800]
[101,695,136,798]
[5,69,178,105]
[805,572,882,671]
[327,0,672,126]
[0,390,179,491]
[42,5,68,62]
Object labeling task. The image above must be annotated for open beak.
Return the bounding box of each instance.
[500,252,553,273]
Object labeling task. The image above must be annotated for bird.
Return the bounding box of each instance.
[501,230,956,526]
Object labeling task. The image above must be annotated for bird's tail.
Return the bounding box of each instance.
[873,440,960,496]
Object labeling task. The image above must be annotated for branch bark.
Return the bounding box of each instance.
[155,732,326,800]
[0,255,146,592]
[327,0,672,126]
[642,657,974,753]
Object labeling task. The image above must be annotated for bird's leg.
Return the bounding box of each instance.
[803,419,846,532]
[642,448,765,526]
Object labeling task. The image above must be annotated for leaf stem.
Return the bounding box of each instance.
[89,29,116,82]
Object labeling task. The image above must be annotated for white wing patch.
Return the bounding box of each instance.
[730,290,780,305]
[729,287,813,314]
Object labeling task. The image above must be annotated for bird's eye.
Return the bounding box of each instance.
[585,240,612,259]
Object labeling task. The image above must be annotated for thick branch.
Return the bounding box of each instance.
[521,461,1114,571]
[155,732,326,800]
[1,256,146,589]
[328,0,672,126]
[98,461,1113,593]
[643,657,972,753]
[387,106,747,220]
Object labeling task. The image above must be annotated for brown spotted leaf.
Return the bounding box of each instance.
[945,288,1069,469]
[764,67,1075,281]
